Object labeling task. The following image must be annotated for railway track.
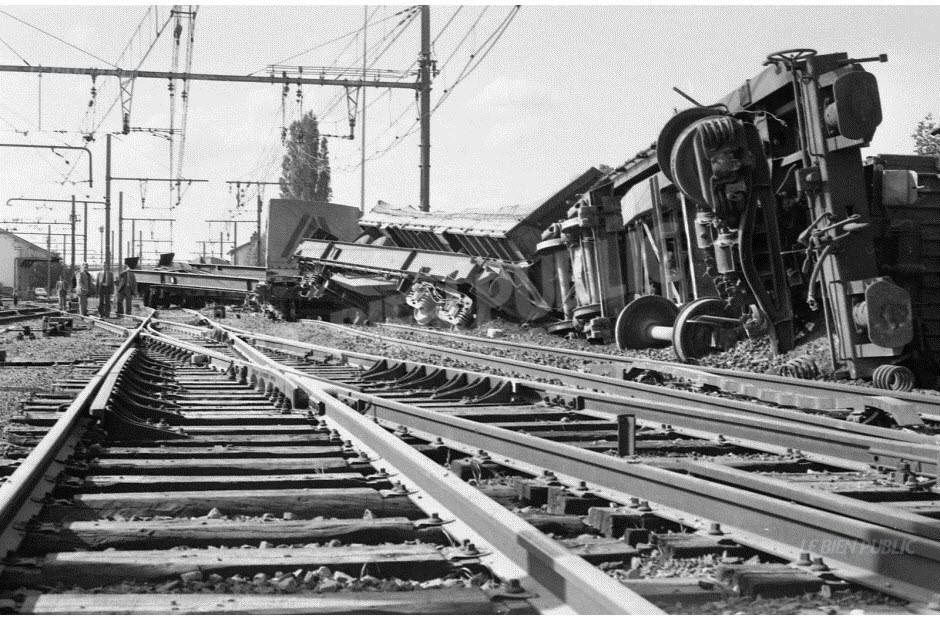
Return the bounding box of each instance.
[0,313,664,614]
[191,316,940,475]
[0,305,58,326]
[316,320,940,424]
[155,314,940,610]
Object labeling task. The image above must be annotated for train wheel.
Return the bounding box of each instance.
[573,303,601,322]
[672,297,729,362]
[614,295,678,350]
[657,107,722,183]
[547,319,577,337]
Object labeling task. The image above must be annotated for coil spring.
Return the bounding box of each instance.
[699,116,736,150]
[872,364,915,392]
[451,304,473,328]
[769,355,819,379]
[405,283,438,309]
[441,298,474,328]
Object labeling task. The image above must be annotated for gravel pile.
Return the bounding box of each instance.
[23,568,479,596]
[661,587,909,615]
[214,309,940,392]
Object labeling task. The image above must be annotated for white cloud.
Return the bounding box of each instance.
[484,115,545,151]
[467,77,556,115]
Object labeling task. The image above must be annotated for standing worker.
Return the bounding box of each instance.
[55,274,69,310]
[97,268,114,318]
[73,263,93,316]
[114,263,136,317]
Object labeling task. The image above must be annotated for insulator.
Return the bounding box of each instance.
[872,364,915,392]
[769,355,819,379]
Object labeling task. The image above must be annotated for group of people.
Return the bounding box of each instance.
[54,263,137,318]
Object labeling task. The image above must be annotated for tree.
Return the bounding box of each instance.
[279,111,332,202]
[912,113,940,161]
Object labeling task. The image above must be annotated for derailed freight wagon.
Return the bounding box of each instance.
[545,49,940,388]
[293,168,605,326]
[133,199,361,317]
[293,49,939,388]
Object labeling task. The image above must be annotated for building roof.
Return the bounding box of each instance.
[227,231,259,256]
[0,228,55,260]
[227,237,257,256]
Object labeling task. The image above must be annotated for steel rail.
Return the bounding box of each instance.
[298,321,940,446]
[343,320,940,421]
[0,310,153,561]
[60,311,147,337]
[291,373,665,614]
[141,322,665,614]
[191,316,940,472]
[204,318,940,604]
[0,307,59,325]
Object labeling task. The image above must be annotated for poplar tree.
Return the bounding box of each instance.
[279,111,333,202]
[912,113,940,161]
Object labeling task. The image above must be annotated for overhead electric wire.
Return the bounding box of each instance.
[359,5,478,146]
[0,34,30,65]
[432,6,520,113]
[351,3,460,122]
[252,5,412,75]
[350,5,491,155]
[175,6,197,194]
[61,7,174,183]
[0,8,117,67]
[317,6,419,123]
[346,6,520,169]
[327,5,468,171]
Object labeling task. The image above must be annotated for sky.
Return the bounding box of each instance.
[0,3,937,263]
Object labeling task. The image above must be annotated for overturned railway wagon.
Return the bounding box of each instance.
[557,48,940,388]
[293,49,940,389]
[293,168,605,325]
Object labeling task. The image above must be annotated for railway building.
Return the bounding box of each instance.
[0,229,61,298]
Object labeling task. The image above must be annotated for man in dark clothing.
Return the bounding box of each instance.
[97,269,114,318]
[115,266,136,317]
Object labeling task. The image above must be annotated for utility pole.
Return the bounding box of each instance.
[46,224,52,290]
[0,7,435,210]
[224,180,279,267]
[419,4,431,212]
[4,197,103,271]
[257,193,263,266]
[123,217,174,263]
[70,196,77,271]
[361,4,367,214]
[206,219,254,264]
[105,134,111,271]
[107,158,208,270]
[117,192,123,269]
